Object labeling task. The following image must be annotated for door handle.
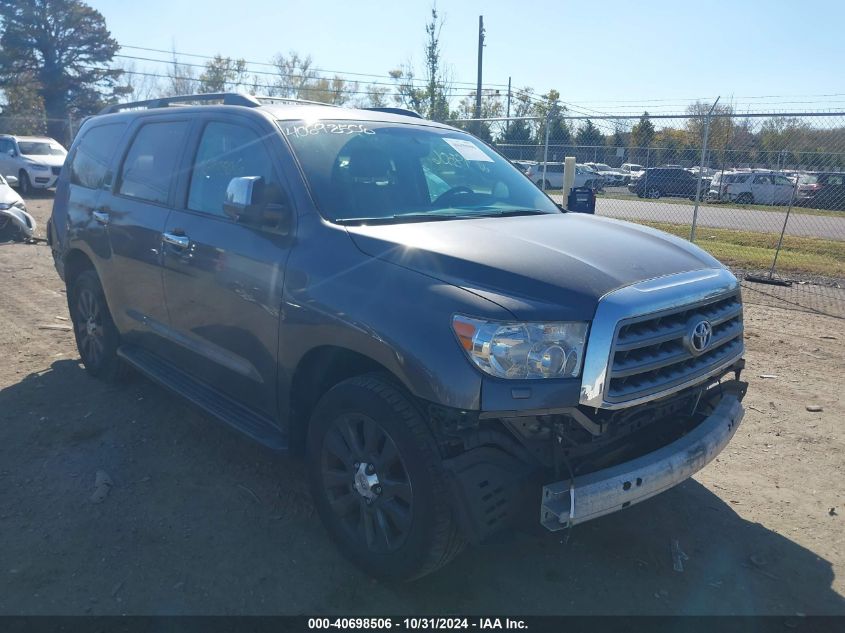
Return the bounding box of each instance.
[92,210,110,225]
[162,232,190,249]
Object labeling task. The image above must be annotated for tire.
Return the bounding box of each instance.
[18,170,32,196]
[307,373,465,581]
[646,186,662,199]
[535,179,551,189]
[68,270,127,381]
[737,192,753,205]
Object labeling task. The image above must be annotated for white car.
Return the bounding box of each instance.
[619,163,645,183]
[525,162,601,190]
[0,135,68,195]
[584,162,627,186]
[708,171,796,205]
[0,173,36,241]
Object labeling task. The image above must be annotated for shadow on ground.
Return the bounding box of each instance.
[1,360,842,615]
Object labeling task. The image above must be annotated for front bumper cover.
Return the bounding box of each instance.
[540,388,744,531]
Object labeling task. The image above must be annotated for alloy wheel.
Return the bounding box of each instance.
[320,413,413,553]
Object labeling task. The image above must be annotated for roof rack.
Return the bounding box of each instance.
[252,95,340,108]
[99,93,261,115]
[363,107,422,119]
[98,92,345,115]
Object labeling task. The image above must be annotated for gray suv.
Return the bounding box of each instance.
[49,94,747,580]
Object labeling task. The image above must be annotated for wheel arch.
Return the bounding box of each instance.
[63,248,96,285]
[287,345,406,454]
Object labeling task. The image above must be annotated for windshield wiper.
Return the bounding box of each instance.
[467,208,553,218]
[334,213,475,226]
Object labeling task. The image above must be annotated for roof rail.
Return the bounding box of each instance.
[98,93,261,115]
[363,107,422,119]
[252,95,341,108]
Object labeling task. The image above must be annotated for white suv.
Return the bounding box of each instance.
[619,163,645,183]
[709,171,796,205]
[525,162,600,190]
[0,135,68,195]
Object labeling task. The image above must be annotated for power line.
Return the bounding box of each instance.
[119,44,511,89]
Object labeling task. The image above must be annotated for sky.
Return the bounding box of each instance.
[93,0,845,116]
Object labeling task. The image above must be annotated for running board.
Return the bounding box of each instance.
[117,345,288,451]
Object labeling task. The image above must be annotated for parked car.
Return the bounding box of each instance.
[584,162,626,186]
[511,160,534,174]
[708,171,795,205]
[525,162,601,190]
[619,163,645,183]
[628,167,704,199]
[803,172,845,210]
[49,93,747,581]
[0,134,68,195]
[0,173,36,241]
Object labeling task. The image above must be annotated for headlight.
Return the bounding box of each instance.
[452,315,589,379]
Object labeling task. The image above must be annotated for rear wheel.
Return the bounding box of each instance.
[646,186,662,199]
[68,270,127,381]
[736,192,753,205]
[307,374,465,580]
[535,179,551,189]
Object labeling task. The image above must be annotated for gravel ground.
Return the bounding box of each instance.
[1,195,843,615]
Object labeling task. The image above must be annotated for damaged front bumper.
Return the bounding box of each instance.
[540,387,745,531]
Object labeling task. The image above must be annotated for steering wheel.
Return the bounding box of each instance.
[433,185,474,206]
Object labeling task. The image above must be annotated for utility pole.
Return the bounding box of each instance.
[506,76,512,119]
[475,15,485,126]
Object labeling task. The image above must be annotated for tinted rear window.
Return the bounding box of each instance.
[117,121,190,205]
[69,123,126,189]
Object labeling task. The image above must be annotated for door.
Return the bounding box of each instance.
[751,174,774,204]
[773,174,796,204]
[101,118,192,348]
[0,138,16,180]
[160,118,294,416]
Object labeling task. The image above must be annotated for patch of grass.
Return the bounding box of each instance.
[639,221,845,278]
[598,192,842,218]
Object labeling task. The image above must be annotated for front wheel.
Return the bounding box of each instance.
[646,186,662,199]
[18,170,32,196]
[535,179,551,189]
[737,192,753,205]
[308,374,465,580]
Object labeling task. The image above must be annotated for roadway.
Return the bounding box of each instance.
[549,190,845,241]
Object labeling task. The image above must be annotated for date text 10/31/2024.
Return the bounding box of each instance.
[307,618,528,630]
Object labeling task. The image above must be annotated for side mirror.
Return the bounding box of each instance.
[223,176,293,235]
[5,174,18,187]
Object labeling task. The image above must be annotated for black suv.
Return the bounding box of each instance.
[49,94,746,580]
[629,167,703,199]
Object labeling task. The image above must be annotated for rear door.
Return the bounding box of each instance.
[159,116,295,416]
[100,116,192,349]
[773,174,796,204]
[751,174,774,204]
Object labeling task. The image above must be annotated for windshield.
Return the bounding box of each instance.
[18,141,65,156]
[278,120,559,223]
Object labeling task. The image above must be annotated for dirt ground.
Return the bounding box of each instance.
[1,195,843,616]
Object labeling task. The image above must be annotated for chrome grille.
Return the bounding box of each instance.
[605,292,743,404]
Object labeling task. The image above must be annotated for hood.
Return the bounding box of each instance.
[22,154,66,167]
[345,213,723,321]
[0,184,24,206]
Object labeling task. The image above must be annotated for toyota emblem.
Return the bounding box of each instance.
[686,318,713,355]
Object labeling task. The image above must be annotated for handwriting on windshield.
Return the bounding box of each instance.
[281,123,376,138]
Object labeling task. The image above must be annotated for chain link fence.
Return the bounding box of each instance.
[453,111,845,318]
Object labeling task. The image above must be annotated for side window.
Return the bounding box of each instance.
[188,122,284,217]
[0,138,13,154]
[774,175,793,186]
[69,123,126,189]
[118,121,190,204]
[753,175,772,185]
